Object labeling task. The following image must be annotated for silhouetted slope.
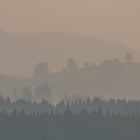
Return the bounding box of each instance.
[0,31,139,67]
[0,32,140,101]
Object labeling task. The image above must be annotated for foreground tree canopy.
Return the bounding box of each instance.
[0,108,140,140]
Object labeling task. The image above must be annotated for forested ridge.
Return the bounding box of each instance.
[0,106,140,140]
[0,97,139,140]
[1,96,140,115]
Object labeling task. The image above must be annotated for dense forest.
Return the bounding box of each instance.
[0,106,140,140]
[1,96,140,115]
[0,88,140,140]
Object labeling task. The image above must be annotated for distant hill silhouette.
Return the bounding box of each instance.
[0,32,140,102]
[0,31,139,68]
[1,56,140,103]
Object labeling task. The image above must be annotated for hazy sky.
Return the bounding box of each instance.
[0,0,140,77]
[0,0,139,47]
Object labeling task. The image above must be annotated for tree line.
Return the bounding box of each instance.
[1,96,140,115]
[0,106,140,140]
